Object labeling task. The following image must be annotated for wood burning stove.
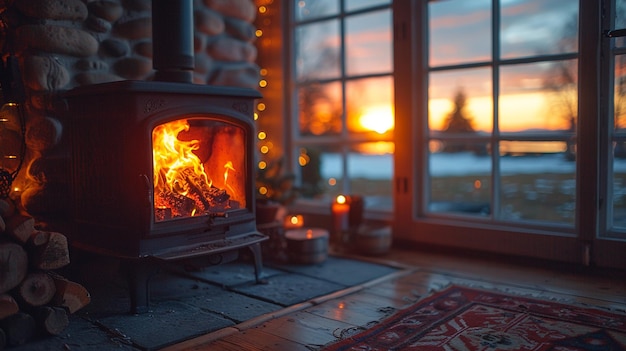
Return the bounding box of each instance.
[61,80,266,313]
[55,0,268,313]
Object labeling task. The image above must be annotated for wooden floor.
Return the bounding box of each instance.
[163,247,626,351]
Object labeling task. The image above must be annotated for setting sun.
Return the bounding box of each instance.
[359,105,394,134]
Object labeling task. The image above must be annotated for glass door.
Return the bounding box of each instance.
[594,0,626,267]
[393,0,624,267]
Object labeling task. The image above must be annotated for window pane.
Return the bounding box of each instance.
[615,0,626,48]
[348,145,393,210]
[500,0,578,60]
[500,61,577,133]
[298,146,343,200]
[428,144,492,216]
[295,20,340,81]
[346,9,392,76]
[429,0,491,67]
[429,68,493,134]
[500,147,575,225]
[345,0,390,12]
[346,76,394,135]
[613,147,626,230]
[611,52,626,234]
[294,0,339,21]
[298,81,342,136]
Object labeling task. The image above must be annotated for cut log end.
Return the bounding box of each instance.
[34,306,69,336]
[16,272,57,307]
[28,231,71,271]
[0,242,28,294]
[50,273,91,314]
[0,293,19,319]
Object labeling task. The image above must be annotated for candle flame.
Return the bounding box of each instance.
[336,195,347,204]
[306,229,313,239]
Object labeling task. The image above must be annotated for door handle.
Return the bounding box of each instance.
[605,28,626,37]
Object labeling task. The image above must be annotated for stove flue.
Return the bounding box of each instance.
[152,0,194,83]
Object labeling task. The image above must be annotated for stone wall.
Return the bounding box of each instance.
[0,0,259,219]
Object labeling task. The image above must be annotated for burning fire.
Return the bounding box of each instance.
[152,119,237,221]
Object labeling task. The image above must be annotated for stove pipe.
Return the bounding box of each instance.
[152,0,194,83]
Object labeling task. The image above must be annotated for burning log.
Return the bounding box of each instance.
[155,167,233,219]
[180,168,215,210]
[156,191,197,218]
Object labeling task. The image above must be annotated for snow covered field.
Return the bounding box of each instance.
[320,152,626,179]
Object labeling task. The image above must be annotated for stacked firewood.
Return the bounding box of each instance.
[0,198,90,348]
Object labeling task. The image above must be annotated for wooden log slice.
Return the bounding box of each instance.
[0,242,28,294]
[27,231,70,270]
[15,272,56,307]
[49,273,90,314]
[34,306,69,336]
[4,215,35,244]
[0,293,19,319]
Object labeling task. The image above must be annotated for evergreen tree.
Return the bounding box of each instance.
[442,89,475,134]
[441,89,476,153]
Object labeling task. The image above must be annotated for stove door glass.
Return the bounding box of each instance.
[152,117,246,222]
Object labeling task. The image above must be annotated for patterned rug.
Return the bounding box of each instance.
[322,285,626,351]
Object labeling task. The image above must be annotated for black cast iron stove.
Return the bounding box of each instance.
[60,0,266,313]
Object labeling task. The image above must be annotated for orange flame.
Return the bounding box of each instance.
[151,118,246,221]
[153,120,208,194]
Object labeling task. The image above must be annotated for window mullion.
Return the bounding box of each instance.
[578,0,601,242]
[491,0,501,221]
[339,2,350,195]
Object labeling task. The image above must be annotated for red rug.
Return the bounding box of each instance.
[322,285,626,351]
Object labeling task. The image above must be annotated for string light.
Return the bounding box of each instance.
[256,1,273,178]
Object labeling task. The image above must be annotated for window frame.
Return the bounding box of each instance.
[258,0,626,269]
[392,0,626,269]
[285,1,395,215]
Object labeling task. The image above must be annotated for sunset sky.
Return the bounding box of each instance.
[295,0,579,135]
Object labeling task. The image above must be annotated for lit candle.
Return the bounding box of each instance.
[331,195,350,246]
[284,214,304,229]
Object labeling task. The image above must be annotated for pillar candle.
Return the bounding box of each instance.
[331,195,350,245]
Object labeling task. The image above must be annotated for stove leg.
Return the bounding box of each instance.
[125,259,159,314]
[248,243,267,284]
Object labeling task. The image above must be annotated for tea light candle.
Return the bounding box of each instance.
[285,228,329,264]
[284,214,304,229]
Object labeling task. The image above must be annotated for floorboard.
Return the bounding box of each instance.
[163,247,626,351]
